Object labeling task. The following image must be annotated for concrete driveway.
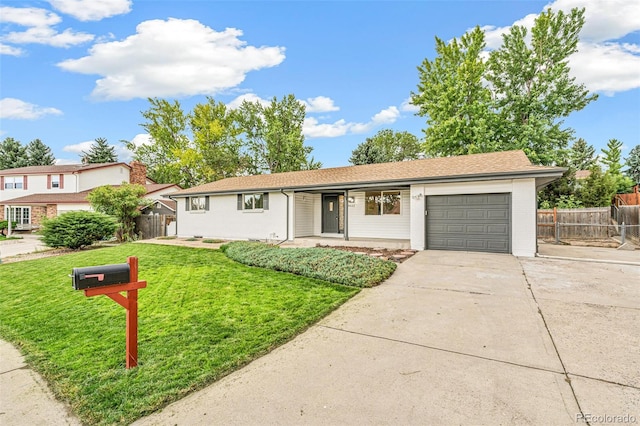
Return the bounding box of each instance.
[0,234,48,260]
[136,250,639,425]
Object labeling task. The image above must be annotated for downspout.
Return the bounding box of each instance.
[276,189,290,245]
[344,190,349,241]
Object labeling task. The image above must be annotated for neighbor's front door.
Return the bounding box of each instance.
[322,195,339,233]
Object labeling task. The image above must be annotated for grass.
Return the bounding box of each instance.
[0,235,23,240]
[221,241,397,287]
[0,244,358,425]
[202,239,224,244]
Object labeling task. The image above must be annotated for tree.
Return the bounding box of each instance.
[190,97,247,182]
[411,27,496,157]
[26,139,55,166]
[569,138,596,170]
[576,166,616,207]
[0,137,28,170]
[82,137,118,163]
[41,211,117,249]
[412,8,597,166]
[350,129,422,165]
[127,98,197,187]
[486,8,597,165]
[238,94,320,174]
[601,139,634,193]
[87,183,149,242]
[625,145,640,185]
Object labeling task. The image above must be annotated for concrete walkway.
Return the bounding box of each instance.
[0,234,49,261]
[2,247,638,424]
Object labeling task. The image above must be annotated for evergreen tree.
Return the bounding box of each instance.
[625,145,640,185]
[81,138,118,164]
[601,139,634,193]
[26,139,56,166]
[577,166,616,207]
[0,137,28,170]
[569,138,596,170]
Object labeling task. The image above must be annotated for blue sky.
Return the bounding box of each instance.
[1,0,639,169]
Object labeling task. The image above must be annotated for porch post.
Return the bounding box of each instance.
[344,190,349,241]
[7,205,11,236]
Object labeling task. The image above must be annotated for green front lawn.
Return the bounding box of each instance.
[0,244,359,425]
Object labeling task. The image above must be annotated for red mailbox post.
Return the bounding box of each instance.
[78,257,147,369]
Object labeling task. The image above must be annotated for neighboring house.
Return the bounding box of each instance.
[0,161,180,230]
[140,199,177,216]
[168,150,564,257]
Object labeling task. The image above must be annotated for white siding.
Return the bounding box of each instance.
[57,204,92,214]
[294,193,314,237]
[347,190,410,240]
[176,192,290,241]
[0,173,79,202]
[78,165,130,191]
[409,178,537,257]
[313,195,322,235]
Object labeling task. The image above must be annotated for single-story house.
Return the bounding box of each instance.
[168,150,564,257]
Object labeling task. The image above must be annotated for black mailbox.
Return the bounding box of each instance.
[72,263,131,290]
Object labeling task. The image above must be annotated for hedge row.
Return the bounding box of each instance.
[220,241,396,288]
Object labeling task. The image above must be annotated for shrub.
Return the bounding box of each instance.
[0,220,17,236]
[40,211,117,249]
[221,241,397,287]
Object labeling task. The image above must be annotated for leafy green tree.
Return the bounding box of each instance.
[486,8,596,165]
[350,129,422,165]
[625,145,640,185]
[0,137,28,170]
[576,166,616,207]
[87,183,149,242]
[82,137,118,163]
[127,98,197,187]
[190,97,247,182]
[40,211,116,249]
[0,220,17,236]
[569,138,596,170]
[238,94,320,174]
[411,27,495,157]
[26,139,55,166]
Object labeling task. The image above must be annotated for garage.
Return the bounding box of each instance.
[426,193,511,253]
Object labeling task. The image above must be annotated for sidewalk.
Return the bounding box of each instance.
[0,340,80,425]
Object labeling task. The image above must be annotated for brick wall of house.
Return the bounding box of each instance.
[46,204,58,219]
[31,206,47,226]
[130,161,147,186]
[0,205,4,221]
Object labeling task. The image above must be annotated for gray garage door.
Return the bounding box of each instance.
[426,193,511,253]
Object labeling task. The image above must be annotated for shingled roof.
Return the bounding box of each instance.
[5,185,176,205]
[171,150,564,196]
[0,162,129,175]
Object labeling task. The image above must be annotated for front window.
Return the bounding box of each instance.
[244,193,264,210]
[4,177,23,190]
[5,206,30,225]
[365,191,401,215]
[51,175,60,188]
[190,196,206,211]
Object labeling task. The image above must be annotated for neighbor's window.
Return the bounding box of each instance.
[4,177,23,190]
[365,191,401,215]
[51,175,60,188]
[190,196,207,211]
[244,193,264,210]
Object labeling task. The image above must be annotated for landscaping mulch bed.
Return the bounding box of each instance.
[316,244,417,263]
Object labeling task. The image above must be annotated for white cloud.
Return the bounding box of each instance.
[0,98,63,119]
[0,43,24,56]
[570,42,640,95]
[0,6,94,48]
[400,97,419,113]
[301,96,340,113]
[228,93,271,109]
[3,26,94,48]
[303,106,400,138]
[62,140,93,154]
[477,0,640,95]
[57,18,286,101]
[129,133,151,148]
[48,0,132,22]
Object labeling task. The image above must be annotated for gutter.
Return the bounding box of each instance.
[276,189,290,245]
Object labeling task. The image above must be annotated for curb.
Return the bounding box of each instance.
[535,254,640,267]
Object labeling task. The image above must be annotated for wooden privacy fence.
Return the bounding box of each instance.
[135,214,175,239]
[616,205,640,242]
[537,207,612,240]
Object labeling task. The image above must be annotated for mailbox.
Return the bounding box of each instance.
[72,263,131,290]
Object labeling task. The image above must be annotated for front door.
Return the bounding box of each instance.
[322,195,339,233]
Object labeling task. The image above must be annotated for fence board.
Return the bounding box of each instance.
[135,214,168,239]
[618,205,640,242]
[537,207,611,239]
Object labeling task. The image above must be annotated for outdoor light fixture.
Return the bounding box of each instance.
[348,196,355,203]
